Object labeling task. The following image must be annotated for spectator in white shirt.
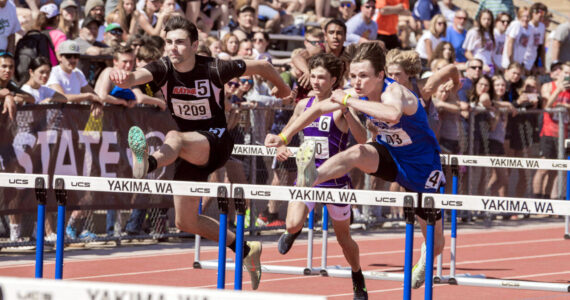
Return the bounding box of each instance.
[345,0,378,45]
[464,9,495,74]
[502,6,531,71]
[47,40,101,104]
[0,0,21,53]
[21,56,67,104]
[525,3,547,73]
[416,14,447,67]
[493,12,511,74]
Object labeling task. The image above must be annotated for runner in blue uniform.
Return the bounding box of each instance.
[266,53,368,300]
[266,42,461,289]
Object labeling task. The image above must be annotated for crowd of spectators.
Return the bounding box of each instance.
[0,0,569,243]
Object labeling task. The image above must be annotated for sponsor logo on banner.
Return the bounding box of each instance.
[375,197,396,203]
[250,190,271,197]
[288,188,357,203]
[107,180,174,194]
[489,158,539,168]
[15,290,53,299]
[481,198,554,214]
[189,187,211,194]
[552,162,567,169]
[441,200,463,207]
[86,289,175,300]
[9,178,29,185]
[462,159,477,164]
[71,181,90,188]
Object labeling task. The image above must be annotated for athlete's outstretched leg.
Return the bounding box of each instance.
[278,201,309,255]
[312,144,380,187]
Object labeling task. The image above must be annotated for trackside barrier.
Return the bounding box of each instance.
[0,173,49,278]
[0,276,326,300]
[422,193,570,298]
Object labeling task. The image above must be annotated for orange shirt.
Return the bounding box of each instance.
[375,0,409,36]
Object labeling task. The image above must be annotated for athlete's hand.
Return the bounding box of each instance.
[298,72,311,89]
[265,133,285,148]
[109,68,131,88]
[276,145,293,162]
[330,89,348,105]
[272,84,292,100]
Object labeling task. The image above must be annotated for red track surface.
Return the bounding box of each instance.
[2,223,570,299]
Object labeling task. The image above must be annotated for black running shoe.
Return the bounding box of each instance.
[353,286,368,300]
[277,230,300,255]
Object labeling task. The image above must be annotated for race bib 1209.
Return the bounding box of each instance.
[172,98,212,121]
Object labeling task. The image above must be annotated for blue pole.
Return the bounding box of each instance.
[217,212,227,289]
[452,175,458,239]
[35,203,46,278]
[308,209,314,230]
[425,223,435,300]
[403,222,414,300]
[322,206,328,231]
[234,213,244,290]
[55,204,65,279]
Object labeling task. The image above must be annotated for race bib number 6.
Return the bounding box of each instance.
[172,98,212,121]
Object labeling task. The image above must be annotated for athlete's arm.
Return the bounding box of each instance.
[243,60,291,99]
[420,64,461,100]
[265,98,308,148]
[94,68,129,106]
[342,108,367,144]
[331,85,411,124]
[109,68,153,89]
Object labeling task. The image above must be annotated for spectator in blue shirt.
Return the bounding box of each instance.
[345,0,378,45]
[413,0,441,29]
[444,9,468,62]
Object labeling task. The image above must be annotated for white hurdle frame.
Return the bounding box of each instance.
[423,193,570,294]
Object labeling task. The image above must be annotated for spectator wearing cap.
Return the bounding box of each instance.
[136,0,175,36]
[81,0,106,41]
[345,0,378,45]
[338,0,356,22]
[233,5,256,41]
[374,0,410,50]
[58,0,80,40]
[37,3,64,66]
[0,0,21,53]
[47,40,101,104]
[75,16,110,87]
[103,23,125,48]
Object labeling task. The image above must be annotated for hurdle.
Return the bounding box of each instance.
[422,193,570,299]
[0,173,48,278]
[0,276,327,300]
[565,139,570,240]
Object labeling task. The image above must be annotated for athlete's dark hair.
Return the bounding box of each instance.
[350,42,386,76]
[309,53,345,89]
[324,19,347,35]
[164,16,199,44]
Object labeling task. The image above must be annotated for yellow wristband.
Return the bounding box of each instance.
[342,94,351,106]
[278,133,288,145]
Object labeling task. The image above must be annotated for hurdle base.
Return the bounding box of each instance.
[193,262,202,269]
[450,276,570,293]
[564,234,570,240]
[321,266,406,282]
[197,260,322,276]
[435,273,486,285]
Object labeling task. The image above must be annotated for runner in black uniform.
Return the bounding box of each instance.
[110,16,292,290]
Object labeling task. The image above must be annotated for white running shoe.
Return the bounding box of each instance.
[296,140,317,187]
[411,242,427,289]
[128,126,149,179]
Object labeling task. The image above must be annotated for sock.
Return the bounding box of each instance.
[228,239,251,258]
[148,156,157,173]
[351,269,366,290]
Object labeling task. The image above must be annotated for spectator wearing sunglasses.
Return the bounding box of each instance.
[493,12,511,74]
[75,17,110,87]
[525,3,547,74]
[338,0,356,22]
[375,0,411,50]
[104,23,125,49]
[345,0,378,46]
[47,40,101,104]
[0,0,21,54]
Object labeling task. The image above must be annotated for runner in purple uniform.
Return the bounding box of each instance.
[266,53,369,300]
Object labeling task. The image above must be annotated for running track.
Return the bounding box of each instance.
[2,222,570,299]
